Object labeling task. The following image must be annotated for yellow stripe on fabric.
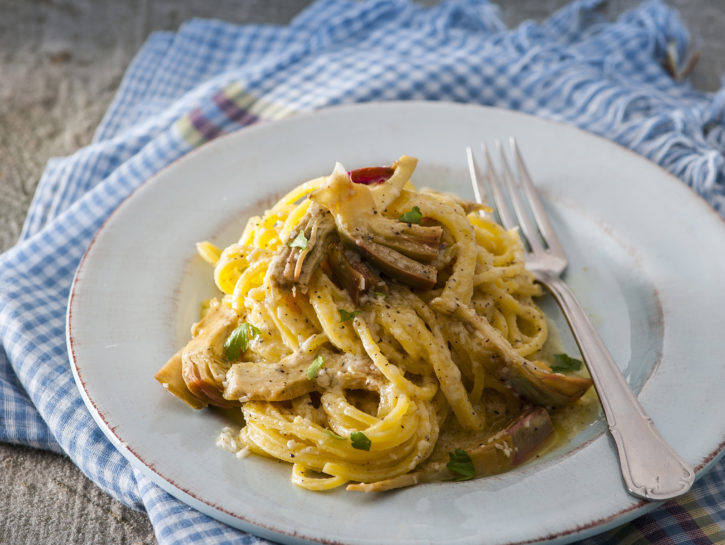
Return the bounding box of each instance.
[175,114,206,148]
[222,81,297,121]
[174,82,297,148]
[606,527,647,545]
[598,494,725,545]
[674,495,725,542]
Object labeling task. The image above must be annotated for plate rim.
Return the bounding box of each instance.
[66,100,725,545]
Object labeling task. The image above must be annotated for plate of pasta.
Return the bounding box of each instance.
[68,102,725,545]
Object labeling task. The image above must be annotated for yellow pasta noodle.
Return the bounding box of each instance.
[155,155,594,492]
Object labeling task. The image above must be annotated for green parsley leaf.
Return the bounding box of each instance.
[306,355,325,380]
[337,308,360,322]
[398,206,422,224]
[325,428,345,440]
[551,353,583,373]
[373,291,386,298]
[446,448,475,481]
[224,322,261,360]
[350,431,371,451]
[287,230,308,250]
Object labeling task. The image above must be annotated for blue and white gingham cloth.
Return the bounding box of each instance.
[2,1,725,544]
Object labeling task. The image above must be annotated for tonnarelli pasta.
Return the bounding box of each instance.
[155,156,594,491]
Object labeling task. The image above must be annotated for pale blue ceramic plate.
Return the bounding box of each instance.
[68,102,725,545]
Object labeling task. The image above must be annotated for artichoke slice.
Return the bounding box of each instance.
[454,306,592,407]
[179,299,241,408]
[506,360,594,408]
[366,220,442,262]
[154,351,208,409]
[343,233,438,290]
[327,242,383,303]
[224,350,383,402]
[270,203,337,293]
[310,157,442,289]
[347,406,554,492]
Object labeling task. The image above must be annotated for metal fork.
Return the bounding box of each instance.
[466,139,695,501]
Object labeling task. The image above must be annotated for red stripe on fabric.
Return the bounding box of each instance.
[212,92,260,126]
[663,502,717,545]
[631,513,677,545]
[188,107,222,141]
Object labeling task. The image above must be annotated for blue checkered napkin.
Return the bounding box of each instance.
[1,0,725,544]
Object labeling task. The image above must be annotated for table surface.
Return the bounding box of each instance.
[1,1,723,543]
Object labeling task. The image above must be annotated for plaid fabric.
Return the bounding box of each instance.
[2,0,724,543]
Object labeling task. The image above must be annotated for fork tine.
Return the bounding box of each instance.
[496,140,545,254]
[481,143,517,232]
[465,146,485,205]
[510,138,565,258]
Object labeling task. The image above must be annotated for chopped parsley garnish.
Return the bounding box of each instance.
[287,230,308,250]
[373,291,386,298]
[551,353,583,373]
[306,355,325,380]
[337,308,360,322]
[350,431,371,451]
[398,206,423,224]
[325,428,345,440]
[224,322,261,360]
[447,448,475,481]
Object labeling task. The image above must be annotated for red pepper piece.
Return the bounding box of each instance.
[348,166,395,185]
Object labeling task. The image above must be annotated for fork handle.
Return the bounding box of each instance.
[537,271,695,501]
